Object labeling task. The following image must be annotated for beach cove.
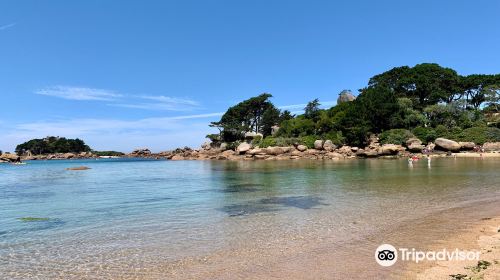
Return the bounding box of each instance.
[1,157,499,279]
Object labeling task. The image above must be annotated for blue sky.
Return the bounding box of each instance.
[1,0,499,152]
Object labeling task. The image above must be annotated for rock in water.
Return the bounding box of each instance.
[434,138,461,152]
[66,166,91,170]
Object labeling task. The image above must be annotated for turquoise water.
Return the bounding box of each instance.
[0,158,499,279]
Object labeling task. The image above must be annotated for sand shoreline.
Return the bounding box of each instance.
[410,216,500,280]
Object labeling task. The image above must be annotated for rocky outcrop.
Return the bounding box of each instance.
[219,142,228,151]
[356,149,378,158]
[458,142,475,150]
[406,137,422,147]
[236,142,252,154]
[377,144,402,156]
[337,146,354,156]
[483,142,500,152]
[406,138,424,153]
[201,141,211,150]
[129,148,152,157]
[314,140,323,150]
[0,153,20,162]
[337,90,356,103]
[323,140,336,152]
[296,145,308,152]
[434,138,461,152]
[408,143,424,152]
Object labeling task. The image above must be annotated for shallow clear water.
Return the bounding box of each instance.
[0,158,499,279]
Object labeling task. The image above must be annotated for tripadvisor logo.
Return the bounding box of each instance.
[375,244,481,267]
[375,244,397,267]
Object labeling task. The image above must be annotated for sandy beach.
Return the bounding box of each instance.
[412,216,500,280]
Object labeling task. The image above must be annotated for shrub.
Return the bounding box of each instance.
[299,135,319,148]
[412,127,436,144]
[322,131,346,146]
[379,129,414,145]
[449,126,500,144]
[259,136,277,148]
[434,125,448,138]
[274,137,299,147]
[226,141,240,151]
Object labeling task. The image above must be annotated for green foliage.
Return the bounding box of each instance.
[259,136,277,148]
[255,136,300,148]
[15,136,91,155]
[412,127,437,143]
[445,126,500,144]
[93,151,125,156]
[211,93,281,142]
[206,134,221,142]
[434,125,449,137]
[278,117,316,137]
[322,131,345,146]
[379,129,414,145]
[304,98,321,121]
[209,64,500,148]
[299,135,318,149]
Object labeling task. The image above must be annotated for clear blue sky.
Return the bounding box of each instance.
[1,0,499,152]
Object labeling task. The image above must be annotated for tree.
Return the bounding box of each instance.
[483,84,500,112]
[261,106,281,136]
[278,110,294,124]
[210,93,280,141]
[367,63,460,109]
[15,137,91,155]
[304,98,321,120]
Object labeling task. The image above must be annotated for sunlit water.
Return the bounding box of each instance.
[1,158,499,279]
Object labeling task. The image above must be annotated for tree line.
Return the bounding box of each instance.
[209,63,500,147]
[15,136,91,155]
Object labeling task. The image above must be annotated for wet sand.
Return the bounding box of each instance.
[141,199,500,280]
[413,217,500,280]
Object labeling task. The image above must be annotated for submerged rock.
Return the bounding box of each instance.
[18,217,51,222]
[66,166,91,170]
